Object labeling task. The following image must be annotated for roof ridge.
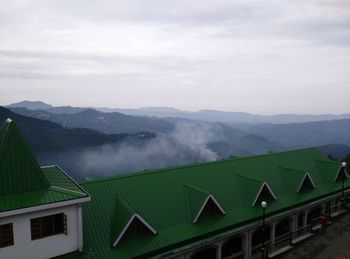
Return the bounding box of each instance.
[51,165,90,197]
[50,186,86,197]
[315,158,341,165]
[236,173,264,183]
[116,195,135,214]
[81,147,319,186]
[279,166,306,173]
[184,183,210,195]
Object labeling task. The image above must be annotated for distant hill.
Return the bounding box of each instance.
[7,100,53,110]
[47,106,88,114]
[6,100,350,124]
[9,107,174,134]
[0,107,155,154]
[317,144,350,160]
[100,107,350,124]
[7,100,350,161]
[248,119,350,148]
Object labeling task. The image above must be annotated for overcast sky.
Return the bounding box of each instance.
[0,0,349,114]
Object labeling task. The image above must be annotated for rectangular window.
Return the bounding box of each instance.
[0,223,14,248]
[31,213,67,240]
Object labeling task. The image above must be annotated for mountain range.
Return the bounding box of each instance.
[7,100,350,124]
[0,107,155,154]
[3,100,350,179]
[9,107,174,134]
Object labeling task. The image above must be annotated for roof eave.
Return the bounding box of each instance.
[0,195,90,218]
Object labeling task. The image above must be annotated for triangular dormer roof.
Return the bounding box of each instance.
[335,166,348,182]
[184,184,225,223]
[111,196,156,247]
[280,167,316,193]
[0,118,49,195]
[315,159,345,182]
[298,172,316,192]
[237,174,277,206]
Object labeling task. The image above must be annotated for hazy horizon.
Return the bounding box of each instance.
[1,0,350,114]
[3,99,350,116]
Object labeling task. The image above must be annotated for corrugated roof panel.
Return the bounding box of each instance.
[0,119,89,213]
[0,119,49,195]
[315,159,341,182]
[184,184,209,222]
[280,166,307,192]
[42,166,88,196]
[0,188,82,213]
[110,196,135,246]
[58,148,349,259]
[236,174,264,206]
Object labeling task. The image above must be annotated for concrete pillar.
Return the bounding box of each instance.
[216,245,222,259]
[270,222,277,251]
[216,240,224,259]
[290,215,297,238]
[77,204,83,252]
[244,231,252,259]
[303,210,309,229]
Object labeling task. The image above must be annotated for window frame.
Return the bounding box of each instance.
[0,223,14,248]
[30,213,67,240]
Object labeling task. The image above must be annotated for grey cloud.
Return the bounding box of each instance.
[38,122,218,179]
[1,0,350,114]
[0,49,215,80]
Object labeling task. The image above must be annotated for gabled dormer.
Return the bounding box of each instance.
[280,167,316,193]
[315,159,346,183]
[335,164,348,182]
[298,172,316,192]
[184,184,225,223]
[237,174,277,206]
[111,196,157,247]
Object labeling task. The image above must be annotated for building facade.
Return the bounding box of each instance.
[76,143,348,259]
[0,119,90,259]
[0,118,348,259]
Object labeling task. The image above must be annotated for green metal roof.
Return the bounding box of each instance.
[315,159,341,182]
[73,147,348,259]
[184,184,223,223]
[236,174,268,206]
[279,166,313,193]
[0,119,49,194]
[110,196,136,246]
[0,119,89,213]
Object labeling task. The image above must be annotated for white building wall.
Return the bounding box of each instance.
[0,205,80,259]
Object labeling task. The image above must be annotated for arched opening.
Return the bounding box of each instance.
[333,198,342,213]
[325,203,331,217]
[297,213,305,235]
[252,226,271,256]
[191,246,217,259]
[275,219,290,237]
[307,207,322,226]
[222,235,243,258]
[274,219,291,250]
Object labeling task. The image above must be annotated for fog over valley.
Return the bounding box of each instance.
[2,102,350,180]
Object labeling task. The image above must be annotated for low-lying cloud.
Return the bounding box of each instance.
[38,122,219,180]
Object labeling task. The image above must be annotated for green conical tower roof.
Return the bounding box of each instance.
[0,118,49,195]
